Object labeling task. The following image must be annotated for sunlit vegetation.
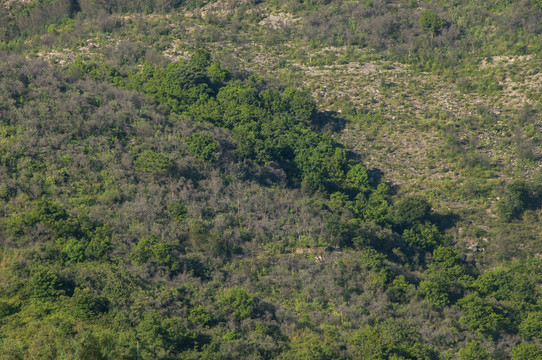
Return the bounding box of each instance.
[0,0,541,359]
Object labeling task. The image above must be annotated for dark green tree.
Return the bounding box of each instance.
[497,180,531,222]
[420,10,446,34]
[29,266,61,299]
[390,196,431,230]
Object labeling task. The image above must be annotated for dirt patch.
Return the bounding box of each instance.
[163,40,191,62]
[480,55,533,69]
[258,13,298,30]
[37,48,75,65]
[186,0,261,18]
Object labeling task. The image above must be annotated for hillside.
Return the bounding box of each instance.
[0,0,541,359]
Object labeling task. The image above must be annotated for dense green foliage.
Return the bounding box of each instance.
[0,0,541,359]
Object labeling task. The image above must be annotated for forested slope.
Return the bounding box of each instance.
[0,0,541,359]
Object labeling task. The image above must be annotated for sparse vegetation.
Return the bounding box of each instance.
[0,0,541,358]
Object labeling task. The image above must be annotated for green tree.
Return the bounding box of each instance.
[519,312,542,340]
[218,287,255,322]
[130,236,155,265]
[167,202,188,222]
[0,300,18,318]
[458,341,492,360]
[186,133,219,162]
[27,197,68,226]
[402,222,442,250]
[475,267,536,304]
[134,150,171,178]
[511,343,542,360]
[419,250,468,306]
[207,62,232,84]
[137,310,168,359]
[188,305,213,328]
[62,238,86,262]
[433,246,461,268]
[190,48,212,71]
[458,294,508,339]
[282,329,338,360]
[142,60,211,112]
[74,333,111,360]
[282,88,316,122]
[361,182,390,224]
[346,164,370,193]
[130,236,179,270]
[351,320,436,360]
[85,225,112,260]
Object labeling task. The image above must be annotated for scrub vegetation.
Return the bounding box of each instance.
[0,0,541,359]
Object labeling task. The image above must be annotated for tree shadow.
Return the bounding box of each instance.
[431,211,460,232]
[368,168,386,188]
[311,110,347,133]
